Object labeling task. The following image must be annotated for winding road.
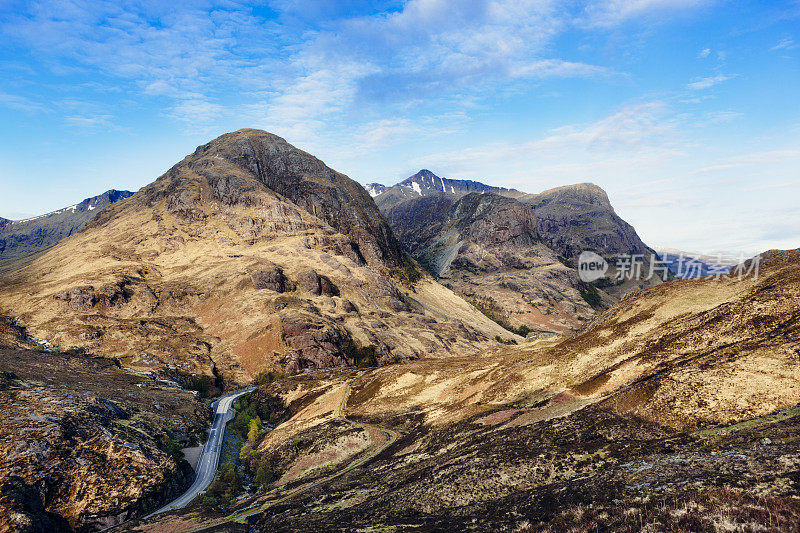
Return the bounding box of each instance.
[145,387,255,518]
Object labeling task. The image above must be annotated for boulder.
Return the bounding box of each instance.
[55,287,95,311]
[296,269,322,295]
[280,315,352,368]
[296,268,338,297]
[251,267,291,293]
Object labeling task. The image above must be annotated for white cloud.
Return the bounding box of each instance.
[64,114,117,129]
[413,101,682,187]
[771,37,797,51]
[580,0,712,28]
[698,47,711,58]
[0,91,48,113]
[0,0,618,136]
[687,73,734,90]
[169,98,226,130]
[693,150,800,174]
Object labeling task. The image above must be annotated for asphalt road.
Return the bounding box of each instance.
[145,387,255,518]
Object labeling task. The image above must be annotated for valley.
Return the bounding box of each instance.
[121,249,800,532]
[0,130,797,532]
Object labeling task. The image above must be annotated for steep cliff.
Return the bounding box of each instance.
[513,183,653,260]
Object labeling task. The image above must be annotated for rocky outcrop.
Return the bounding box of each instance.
[0,346,210,530]
[54,282,131,312]
[280,315,351,370]
[251,267,293,293]
[513,183,653,260]
[296,268,338,297]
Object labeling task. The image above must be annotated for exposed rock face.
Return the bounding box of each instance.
[372,170,662,332]
[374,171,653,262]
[0,131,517,382]
[379,184,604,332]
[512,183,653,260]
[251,267,292,293]
[295,268,338,297]
[0,346,209,530]
[280,315,351,370]
[391,193,538,276]
[0,189,134,266]
[54,282,132,312]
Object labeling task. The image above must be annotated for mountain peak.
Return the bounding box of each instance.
[408,169,439,180]
[136,128,404,268]
[530,182,612,208]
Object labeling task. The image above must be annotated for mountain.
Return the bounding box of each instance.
[0,189,134,266]
[385,190,602,333]
[0,130,517,387]
[512,183,653,260]
[207,249,800,532]
[372,169,523,209]
[365,183,387,197]
[373,171,653,262]
[372,170,658,333]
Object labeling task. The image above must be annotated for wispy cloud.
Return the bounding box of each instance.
[693,150,800,174]
[0,0,617,137]
[579,0,713,28]
[687,73,734,90]
[771,37,797,51]
[64,114,118,130]
[413,101,683,186]
[0,91,48,112]
[698,47,711,58]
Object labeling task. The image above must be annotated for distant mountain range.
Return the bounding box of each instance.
[0,189,133,264]
[366,169,523,202]
[371,170,653,261]
[653,246,737,278]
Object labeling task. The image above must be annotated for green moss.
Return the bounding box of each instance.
[697,406,800,437]
[390,254,423,285]
[578,282,603,308]
[341,338,378,367]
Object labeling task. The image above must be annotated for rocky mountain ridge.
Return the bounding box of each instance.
[0,190,134,266]
[374,170,653,262]
[373,170,655,333]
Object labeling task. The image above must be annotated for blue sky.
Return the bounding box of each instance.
[0,0,798,254]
